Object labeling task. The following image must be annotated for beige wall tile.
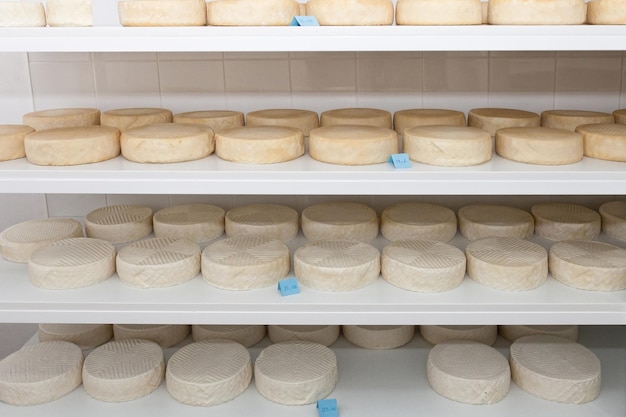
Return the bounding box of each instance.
[290,56,356,92]
[29,61,97,110]
[357,55,423,92]
[0,53,34,124]
[224,59,290,92]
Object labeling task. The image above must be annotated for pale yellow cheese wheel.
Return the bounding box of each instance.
[615,109,626,124]
[153,204,225,243]
[38,323,113,350]
[101,108,173,131]
[468,108,540,137]
[306,0,394,25]
[225,203,299,242]
[246,109,319,136]
[119,0,208,26]
[0,2,46,26]
[575,123,626,162]
[23,108,100,131]
[113,324,190,348]
[495,127,583,165]
[396,0,482,25]
[216,126,304,164]
[541,110,614,132]
[587,0,626,24]
[458,204,534,241]
[207,0,300,25]
[380,202,457,242]
[85,204,153,244]
[320,108,392,128]
[420,325,499,346]
[191,325,266,347]
[499,325,578,342]
[46,0,92,27]
[393,109,466,136]
[0,124,34,161]
[599,201,626,241]
[481,0,488,23]
[531,203,601,241]
[301,202,378,242]
[342,325,415,349]
[174,110,244,133]
[309,125,398,165]
[488,0,587,24]
[267,325,341,347]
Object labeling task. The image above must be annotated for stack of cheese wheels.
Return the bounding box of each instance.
[465,237,548,291]
[599,200,626,240]
[0,124,33,161]
[393,109,466,137]
[46,0,92,26]
[615,109,626,124]
[153,204,226,243]
[201,236,290,290]
[0,341,83,406]
[509,335,601,404]
[306,0,394,25]
[0,218,83,262]
[549,240,626,291]
[380,202,457,242]
[191,325,266,347]
[206,0,299,25]
[458,204,534,240]
[531,202,601,241]
[343,325,415,349]
[38,323,113,350]
[28,238,116,289]
[216,126,304,164]
[404,125,492,166]
[119,0,208,26]
[225,204,299,242]
[495,127,583,165]
[309,125,398,165]
[174,110,244,133]
[0,2,46,26]
[267,325,341,347]
[246,109,320,137]
[488,0,587,24]
[113,324,190,348]
[82,339,165,402]
[381,239,466,292]
[420,325,498,346]
[85,204,153,244]
[499,325,579,342]
[294,239,380,291]
[575,123,626,162]
[23,108,100,131]
[166,340,252,406]
[320,108,392,128]
[587,0,626,24]
[301,202,378,242]
[24,126,121,166]
[254,341,338,405]
[101,108,173,131]
[541,110,615,131]
[426,340,510,405]
[467,108,540,138]
[396,0,482,25]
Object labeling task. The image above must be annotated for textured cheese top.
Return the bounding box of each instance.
[113,324,190,348]
[381,202,457,242]
[615,109,626,124]
[101,108,173,131]
[468,108,540,137]
[393,109,466,136]
[541,110,615,131]
[495,127,583,165]
[0,124,34,161]
[320,108,392,128]
[420,325,498,346]
[38,323,113,349]
[499,325,579,342]
[119,0,208,26]
[46,0,92,27]
[246,109,320,136]
[575,123,626,162]
[531,203,601,241]
[309,125,398,165]
[302,202,378,242]
[458,204,534,240]
[587,0,626,24]
[488,0,587,24]
[207,0,300,26]
[466,237,546,267]
[174,110,244,133]
[202,236,289,268]
[192,325,266,347]
[396,0,482,25]
[85,204,153,244]
[306,0,394,25]
[23,107,100,131]
[382,239,466,277]
[268,325,341,346]
[599,200,626,241]
[216,126,304,164]
[0,2,46,27]
[225,203,299,242]
[153,203,225,242]
[342,325,415,349]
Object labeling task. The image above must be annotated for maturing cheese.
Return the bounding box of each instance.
[587,0,626,25]
[458,204,534,241]
[301,202,378,242]
[343,325,415,349]
[540,110,615,131]
[191,325,266,347]
[216,126,304,164]
[119,0,207,26]
[0,124,33,161]
[206,0,299,26]
[246,109,320,136]
[381,202,457,242]
[153,204,225,243]
[225,204,299,242]
[531,202,601,241]
[481,0,488,22]
[83,339,165,402]
[468,108,540,138]
[174,110,244,133]
[396,0,482,25]
[575,123,626,162]
[0,341,83,406]
[499,325,578,342]
[101,108,173,131]
[0,2,46,27]
[420,325,498,346]
[305,0,394,25]
[113,324,190,348]
[393,109,466,137]
[254,341,338,405]
[46,0,92,26]
[23,108,100,131]
[495,127,583,165]
[38,323,113,350]
[599,200,626,241]
[309,125,398,165]
[509,335,601,404]
[488,0,587,24]
[85,204,153,244]
[267,325,341,347]
[615,109,626,124]
[320,108,392,128]
[167,340,252,406]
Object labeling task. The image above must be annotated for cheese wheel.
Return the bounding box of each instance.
[599,201,626,241]
[113,324,190,348]
[420,325,498,346]
[85,204,153,244]
[294,239,380,291]
[510,335,601,404]
[393,109,466,137]
[83,339,165,402]
[0,2,46,27]
[0,341,83,406]
[167,340,252,406]
[531,203,601,241]
[481,0,488,22]
[615,109,626,124]
[320,108,392,128]
[468,108,540,137]
[0,124,33,161]
[381,202,457,242]
[216,126,304,164]
[201,236,290,290]
[343,325,415,349]
[174,110,244,133]
[305,0,394,25]
[495,127,583,165]
[381,239,466,292]
[192,325,266,347]
[427,341,510,405]
[101,108,173,131]
[488,0,587,24]
[587,0,626,24]
[267,325,340,347]
[301,202,378,242]
[246,109,319,136]
[575,123,626,162]
[465,237,548,291]
[38,323,113,350]
[541,110,614,131]
[119,0,207,26]
[46,0,92,27]
[206,0,299,26]
[499,325,578,342]
[254,341,338,405]
[0,218,83,263]
[23,108,100,131]
[396,0,482,25]
[153,204,225,243]
[225,204,299,242]
[458,204,534,241]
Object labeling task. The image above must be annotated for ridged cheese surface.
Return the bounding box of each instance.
[192,325,266,347]
[38,323,113,349]
[320,108,392,127]
[310,125,398,165]
[488,0,587,24]
[381,202,457,242]
[46,0,92,26]
[85,204,153,244]
[468,108,540,137]
[392,109,466,136]
[0,2,46,27]
[541,110,614,131]
[101,108,173,131]
[343,325,415,349]
[268,325,341,346]
[495,127,583,165]
[404,125,492,166]
[306,0,394,25]
[174,110,244,133]
[23,107,100,131]
[207,0,299,25]
[225,204,298,242]
[531,203,601,241]
[499,325,578,342]
[458,204,534,241]
[246,109,320,136]
[575,123,626,162]
[153,204,225,243]
[302,202,378,242]
[0,124,33,161]
[420,325,498,346]
[113,324,190,348]
[396,0,482,25]
[119,0,207,26]
[599,201,626,241]
[216,126,304,164]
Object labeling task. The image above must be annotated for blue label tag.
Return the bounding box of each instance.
[317,399,338,417]
[389,153,412,169]
[289,16,320,26]
[278,277,300,296]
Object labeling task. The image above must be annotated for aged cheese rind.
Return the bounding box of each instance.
[225,204,299,242]
[488,0,587,24]
[301,202,378,242]
[46,0,92,26]
[575,123,626,162]
[587,0,626,25]
[320,108,392,128]
[85,204,153,244]
[267,325,341,347]
[343,325,415,349]
[207,0,299,26]
[531,203,601,241]
[495,127,583,165]
[119,0,208,26]
[499,325,578,342]
[468,108,540,137]
[0,124,33,161]
[38,323,113,349]
[599,200,626,241]
[396,0,482,25]
[153,204,225,243]
[541,110,614,132]
[216,126,304,164]
[246,109,319,136]
[0,2,46,27]
[101,108,173,131]
[381,202,457,242]
[306,0,394,25]
[192,325,266,347]
[420,325,498,346]
[309,125,398,165]
[113,324,190,348]
[458,204,534,241]
[393,109,466,137]
[23,108,100,131]
[174,110,244,133]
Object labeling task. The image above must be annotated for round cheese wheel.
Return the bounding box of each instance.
[420,325,498,346]
[382,239,466,292]
[246,109,319,136]
[427,341,510,405]
[201,236,290,290]
[343,325,415,349]
[119,0,207,26]
[216,126,304,164]
[113,324,190,348]
[510,335,601,404]
[381,202,457,242]
[404,125,492,166]
[267,325,340,347]
[45,0,92,27]
[531,203,601,241]
[166,340,252,406]
[320,108,392,128]
[393,109,466,137]
[495,127,583,165]
[23,107,100,131]
[575,123,626,162]
[458,204,534,241]
[615,109,626,124]
[153,204,225,243]
[309,125,398,165]
[599,200,626,241]
[225,204,299,242]
[24,126,120,166]
[541,110,615,132]
[0,124,33,161]
[0,218,83,263]
[254,341,338,405]
[396,0,482,25]
[465,237,548,291]
[488,0,587,24]
[0,341,83,406]
[191,325,266,347]
[101,108,173,131]
[294,239,380,291]
[85,204,153,244]
[468,108,540,137]
[499,325,578,342]
[301,202,378,242]
[28,237,116,290]
[83,339,165,402]
[207,0,299,25]
[38,323,113,350]
[0,2,46,27]
[174,110,244,133]
[305,0,394,25]
[587,0,626,24]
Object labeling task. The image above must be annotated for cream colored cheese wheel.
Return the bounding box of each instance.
[301,202,378,242]
[510,335,601,404]
[343,325,415,349]
[427,341,510,405]
[541,110,614,131]
[615,109,626,124]
[458,204,534,241]
[192,325,266,347]
[306,0,394,25]
[0,2,46,27]
[116,237,201,289]
[201,236,290,290]
[207,0,299,25]
[495,127,583,165]
[499,325,578,342]
[396,0,482,25]
[0,124,33,161]
[531,203,601,241]
[599,201,626,241]
[225,204,299,242]
[174,110,244,133]
[465,237,548,291]
[23,108,100,131]
[153,204,225,243]
[246,109,319,136]
[575,123,626,162]
[0,218,83,263]
[309,125,398,165]
[481,0,488,22]
[382,239,466,292]
[488,0,587,24]
[381,202,457,242]
[587,0,626,24]
[267,325,340,347]
[468,108,540,138]
[38,323,113,350]
[85,204,153,244]
[101,108,173,131]
[167,340,252,406]
[420,325,498,346]
[216,126,304,164]
[119,0,207,26]
[254,341,338,405]
[294,239,380,291]
[83,339,164,402]
[0,341,83,406]
[46,0,92,26]
[113,324,190,348]
[393,109,466,137]
[404,125,492,167]
[28,237,116,289]
[320,108,392,128]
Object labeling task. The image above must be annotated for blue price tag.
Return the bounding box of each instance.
[277,277,300,296]
[389,153,412,169]
[289,16,320,26]
[317,399,338,417]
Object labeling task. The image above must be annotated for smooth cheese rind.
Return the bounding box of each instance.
[342,325,415,349]
[119,0,207,26]
[392,109,466,136]
[216,126,304,164]
[320,108,392,128]
[615,109,626,124]
[191,325,266,347]
[488,0,587,24]
[458,204,534,241]
[305,0,394,25]
[495,127,583,165]
[225,204,299,242]
[540,110,614,132]
[153,204,225,243]
[531,203,601,241]
[85,205,153,244]
[113,324,190,348]
[174,110,244,133]
[381,202,457,242]
[101,108,173,131]
[0,124,34,161]
[267,325,341,347]
[301,202,378,242]
[599,200,626,241]
[467,108,540,137]
[396,0,482,25]
[499,325,579,342]
[575,123,626,162]
[245,109,319,136]
[38,323,113,350]
[587,0,626,24]
[207,0,299,26]
[23,108,100,131]
[46,0,92,26]
[420,325,498,346]
[0,2,46,27]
